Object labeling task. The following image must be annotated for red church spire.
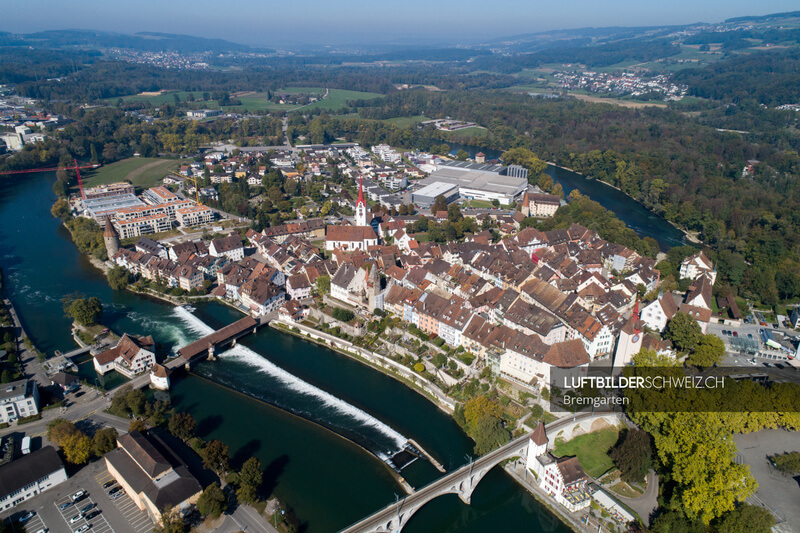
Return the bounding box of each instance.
[357,176,365,207]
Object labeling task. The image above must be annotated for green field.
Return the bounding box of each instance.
[553,426,620,478]
[281,87,326,95]
[447,126,488,139]
[81,157,180,190]
[385,115,430,127]
[110,87,384,113]
[299,89,384,111]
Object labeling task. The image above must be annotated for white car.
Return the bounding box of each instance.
[70,513,84,524]
[71,490,86,502]
[75,526,91,533]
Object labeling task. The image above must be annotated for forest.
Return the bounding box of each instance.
[674,48,800,106]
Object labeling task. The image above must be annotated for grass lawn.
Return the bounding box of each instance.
[447,126,488,139]
[607,481,644,498]
[300,89,384,111]
[385,115,431,128]
[281,86,326,95]
[109,90,199,106]
[553,426,619,478]
[81,157,181,190]
[464,199,495,208]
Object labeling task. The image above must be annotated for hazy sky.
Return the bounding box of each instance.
[4,0,800,46]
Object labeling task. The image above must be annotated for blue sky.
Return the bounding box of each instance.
[4,0,800,46]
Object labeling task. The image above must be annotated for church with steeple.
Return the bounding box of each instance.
[324,177,379,252]
[355,177,368,227]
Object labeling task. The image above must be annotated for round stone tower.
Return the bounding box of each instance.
[103,216,120,258]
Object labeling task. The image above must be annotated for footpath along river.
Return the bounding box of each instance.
[0,171,572,531]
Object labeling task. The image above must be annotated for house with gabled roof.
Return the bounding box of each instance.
[526,422,591,512]
[94,334,156,378]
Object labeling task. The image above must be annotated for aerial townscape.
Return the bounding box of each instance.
[1,3,800,533]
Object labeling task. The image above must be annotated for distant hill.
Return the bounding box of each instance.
[0,29,274,54]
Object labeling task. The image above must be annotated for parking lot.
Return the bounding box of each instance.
[94,470,154,533]
[54,491,115,533]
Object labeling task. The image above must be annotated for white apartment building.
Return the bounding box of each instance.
[0,379,39,423]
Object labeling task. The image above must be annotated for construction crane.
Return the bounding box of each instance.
[166,169,203,206]
[0,159,100,199]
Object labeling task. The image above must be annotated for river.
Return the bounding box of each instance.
[448,143,687,250]
[0,171,570,531]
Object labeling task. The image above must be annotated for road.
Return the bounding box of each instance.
[612,469,659,527]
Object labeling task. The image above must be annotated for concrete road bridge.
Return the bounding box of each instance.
[340,412,618,532]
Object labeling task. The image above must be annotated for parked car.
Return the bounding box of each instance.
[85,511,101,520]
[748,333,753,339]
[18,511,35,523]
[71,490,86,502]
[102,480,117,489]
[763,362,772,368]
[75,525,91,533]
[108,487,121,496]
[733,331,739,337]
[111,491,123,500]
[722,329,728,336]
[69,513,84,524]
[80,503,94,514]
[59,502,73,510]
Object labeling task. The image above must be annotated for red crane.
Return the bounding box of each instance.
[0,160,100,199]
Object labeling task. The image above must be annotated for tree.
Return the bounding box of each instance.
[432,195,448,214]
[159,508,186,533]
[0,370,12,383]
[688,334,725,368]
[651,510,705,533]
[712,504,775,533]
[331,307,355,322]
[237,457,263,504]
[455,149,469,161]
[62,432,92,464]
[202,440,230,474]
[772,451,800,474]
[92,427,118,457]
[315,275,331,295]
[663,312,702,352]
[129,419,148,433]
[447,203,462,223]
[107,266,130,291]
[500,147,547,183]
[239,457,263,488]
[50,198,72,221]
[197,483,227,518]
[126,388,147,417]
[168,412,197,441]
[472,414,510,455]
[610,428,652,483]
[47,418,80,446]
[463,395,503,431]
[62,295,103,326]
